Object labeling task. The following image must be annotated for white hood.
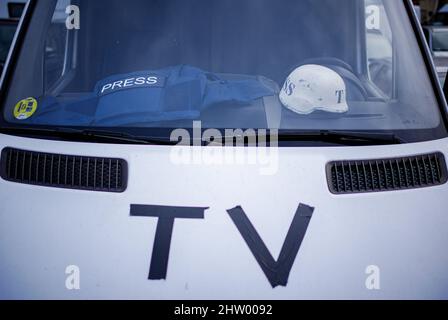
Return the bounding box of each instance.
[1,133,448,299]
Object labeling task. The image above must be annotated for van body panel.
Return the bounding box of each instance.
[1,133,447,299]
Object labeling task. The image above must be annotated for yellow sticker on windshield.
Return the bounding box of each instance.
[13,97,38,120]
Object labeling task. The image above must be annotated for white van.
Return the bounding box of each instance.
[1,0,448,300]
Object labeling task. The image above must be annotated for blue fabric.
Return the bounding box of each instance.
[30,96,96,126]
[29,65,275,126]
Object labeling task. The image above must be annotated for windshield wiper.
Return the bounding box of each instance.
[274,130,405,145]
[0,127,404,146]
[205,130,404,146]
[59,128,179,145]
[0,126,177,145]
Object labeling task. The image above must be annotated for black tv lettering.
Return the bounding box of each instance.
[227,204,314,288]
[130,205,209,280]
[130,203,314,287]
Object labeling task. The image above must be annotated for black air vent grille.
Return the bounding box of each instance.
[327,153,447,194]
[0,148,127,192]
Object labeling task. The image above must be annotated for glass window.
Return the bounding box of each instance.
[1,0,446,144]
[432,30,448,52]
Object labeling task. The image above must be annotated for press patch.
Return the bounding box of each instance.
[99,75,166,96]
[13,97,38,120]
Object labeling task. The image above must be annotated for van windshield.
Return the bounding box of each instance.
[0,0,446,144]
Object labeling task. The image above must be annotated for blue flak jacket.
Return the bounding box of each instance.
[28,65,275,126]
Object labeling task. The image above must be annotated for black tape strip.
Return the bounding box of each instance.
[227,204,314,288]
[130,205,208,280]
[130,205,207,219]
[148,217,175,280]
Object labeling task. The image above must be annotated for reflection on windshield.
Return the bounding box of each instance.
[1,0,445,144]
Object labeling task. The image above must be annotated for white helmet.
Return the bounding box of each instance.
[279,64,349,115]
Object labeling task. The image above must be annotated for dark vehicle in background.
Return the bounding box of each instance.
[0,19,18,73]
[0,2,26,74]
[423,25,448,85]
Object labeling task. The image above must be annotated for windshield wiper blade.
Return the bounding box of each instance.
[196,130,404,146]
[0,127,404,146]
[274,130,405,145]
[0,126,177,145]
[58,128,178,145]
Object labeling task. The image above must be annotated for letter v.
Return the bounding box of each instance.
[227,204,314,288]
